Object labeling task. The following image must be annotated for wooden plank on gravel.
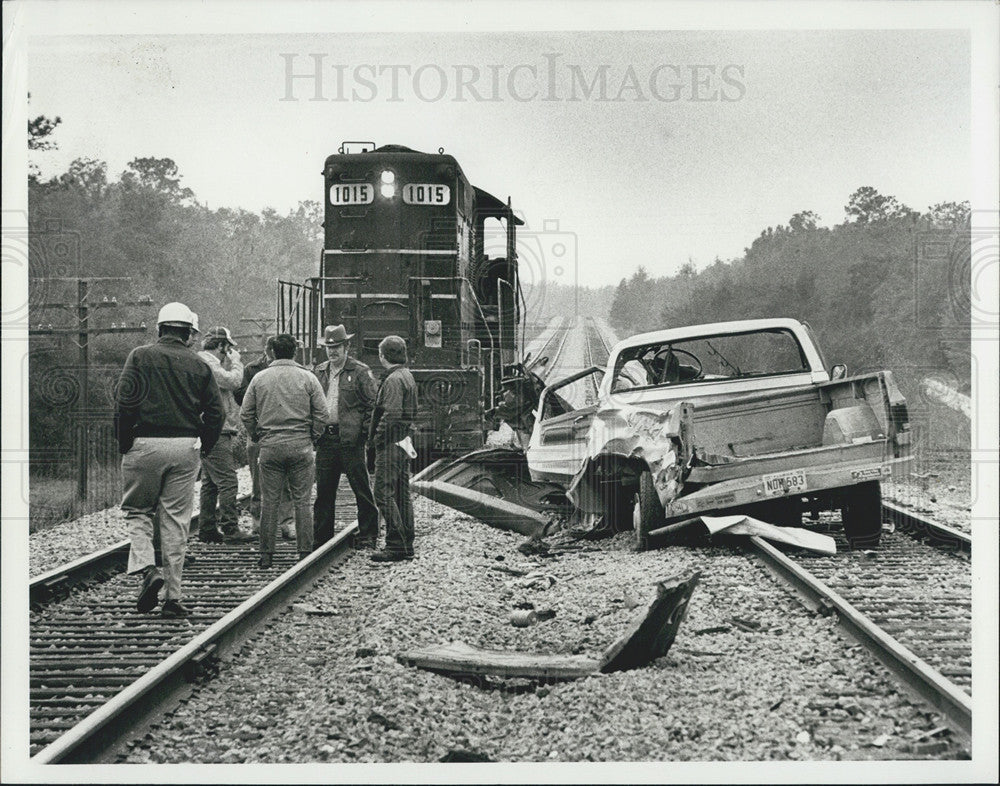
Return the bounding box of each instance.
[598,572,701,673]
[398,641,600,679]
[399,573,700,681]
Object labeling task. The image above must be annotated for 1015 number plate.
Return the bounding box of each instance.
[329,183,374,205]
[761,469,807,497]
[403,183,450,205]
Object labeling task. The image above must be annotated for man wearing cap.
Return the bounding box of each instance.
[196,326,253,544]
[368,335,419,563]
[312,325,379,549]
[115,302,224,617]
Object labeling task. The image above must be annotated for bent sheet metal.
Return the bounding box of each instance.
[411,402,693,533]
[410,448,571,537]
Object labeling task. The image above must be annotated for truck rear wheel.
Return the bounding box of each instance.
[841,481,882,549]
[635,470,667,551]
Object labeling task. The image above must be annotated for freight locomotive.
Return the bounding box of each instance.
[278,142,523,459]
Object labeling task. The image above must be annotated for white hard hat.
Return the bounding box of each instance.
[157,302,195,327]
[190,312,200,332]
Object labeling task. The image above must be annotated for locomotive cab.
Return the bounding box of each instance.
[277,143,523,460]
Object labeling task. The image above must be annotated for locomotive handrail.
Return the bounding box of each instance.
[277,280,321,356]
[497,278,517,364]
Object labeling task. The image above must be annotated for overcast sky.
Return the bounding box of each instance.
[23,17,976,288]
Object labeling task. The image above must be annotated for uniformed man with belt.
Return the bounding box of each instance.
[312,324,380,549]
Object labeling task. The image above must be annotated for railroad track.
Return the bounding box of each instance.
[30,482,359,763]
[528,316,571,382]
[748,505,972,741]
[582,316,614,403]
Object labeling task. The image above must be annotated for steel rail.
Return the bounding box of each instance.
[32,521,358,764]
[585,317,611,400]
[881,500,971,554]
[30,493,254,607]
[540,317,573,382]
[526,316,567,381]
[748,534,972,741]
[589,316,613,357]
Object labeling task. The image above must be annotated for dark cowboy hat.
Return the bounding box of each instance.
[322,324,355,346]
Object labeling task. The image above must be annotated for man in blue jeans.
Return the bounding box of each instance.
[239,334,328,568]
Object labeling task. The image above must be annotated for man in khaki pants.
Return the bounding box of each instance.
[115,302,224,617]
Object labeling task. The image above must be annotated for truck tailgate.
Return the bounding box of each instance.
[666,447,911,519]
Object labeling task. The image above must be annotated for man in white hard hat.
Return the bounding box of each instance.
[196,326,253,544]
[115,302,224,617]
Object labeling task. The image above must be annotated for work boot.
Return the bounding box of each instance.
[136,566,164,613]
[354,537,376,550]
[161,599,191,618]
[370,550,414,563]
[198,527,224,544]
[258,553,273,569]
[223,528,254,544]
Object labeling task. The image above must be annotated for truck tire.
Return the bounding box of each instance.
[602,482,635,534]
[841,481,882,549]
[635,470,667,551]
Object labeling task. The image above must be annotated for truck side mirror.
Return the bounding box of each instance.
[831,363,847,380]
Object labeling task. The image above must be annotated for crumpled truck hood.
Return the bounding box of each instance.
[565,400,693,513]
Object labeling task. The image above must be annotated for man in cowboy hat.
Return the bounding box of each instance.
[312,324,379,549]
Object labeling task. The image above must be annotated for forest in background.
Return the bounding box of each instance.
[26,111,971,524]
[607,191,972,404]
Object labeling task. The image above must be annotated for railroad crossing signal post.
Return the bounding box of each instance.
[31,277,151,498]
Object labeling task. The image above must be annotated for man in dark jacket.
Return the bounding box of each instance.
[115,302,224,617]
[368,335,419,563]
[312,324,379,549]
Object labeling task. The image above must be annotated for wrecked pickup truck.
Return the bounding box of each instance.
[413,318,912,550]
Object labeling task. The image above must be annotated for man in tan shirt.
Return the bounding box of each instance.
[240,334,328,568]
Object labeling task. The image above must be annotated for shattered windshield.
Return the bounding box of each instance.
[611,328,810,390]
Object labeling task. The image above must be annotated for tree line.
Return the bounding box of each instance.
[607,188,971,403]
[28,114,322,486]
[27,105,970,490]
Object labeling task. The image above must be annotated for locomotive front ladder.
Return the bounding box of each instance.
[276,279,321,364]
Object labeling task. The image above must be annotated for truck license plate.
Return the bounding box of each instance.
[761,469,807,497]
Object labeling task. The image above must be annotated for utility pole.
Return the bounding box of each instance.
[239,316,276,353]
[31,277,151,498]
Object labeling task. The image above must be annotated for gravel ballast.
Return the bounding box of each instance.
[29,468,253,577]
[118,497,965,764]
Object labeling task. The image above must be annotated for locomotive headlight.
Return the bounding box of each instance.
[380,170,395,184]
[380,183,396,199]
